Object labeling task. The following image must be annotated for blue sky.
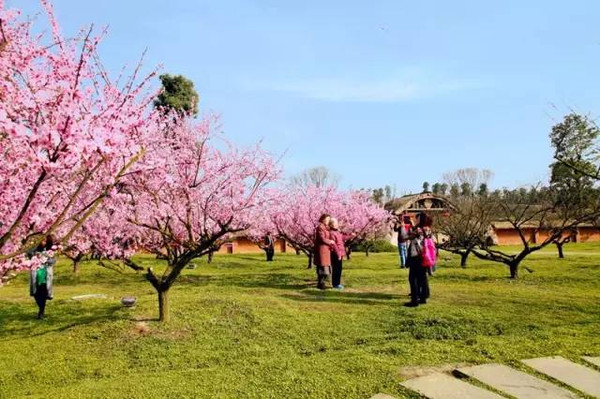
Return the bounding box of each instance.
[10,0,600,193]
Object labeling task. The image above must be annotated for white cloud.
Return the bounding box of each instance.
[245,70,486,103]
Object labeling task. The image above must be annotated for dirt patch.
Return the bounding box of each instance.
[131,321,151,336]
[128,320,192,340]
[398,363,471,380]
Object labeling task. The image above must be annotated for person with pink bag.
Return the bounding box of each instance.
[406,226,429,307]
[421,226,438,275]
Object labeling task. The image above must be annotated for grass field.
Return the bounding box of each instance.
[1,243,599,398]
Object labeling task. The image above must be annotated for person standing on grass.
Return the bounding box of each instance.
[394,213,412,268]
[314,214,335,289]
[29,236,56,320]
[263,232,275,262]
[422,226,437,275]
[329,217,346,290]
[405,226,430,307]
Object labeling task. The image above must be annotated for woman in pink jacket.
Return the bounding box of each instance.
[329,218,347,290]
[314,214,335,289]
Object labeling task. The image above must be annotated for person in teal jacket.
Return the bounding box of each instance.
[29,236,56,320]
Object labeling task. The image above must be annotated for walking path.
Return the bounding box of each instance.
[371,355,600,399]
[458,363,577,399]
[523,356,600,398]
[401,372,504,399]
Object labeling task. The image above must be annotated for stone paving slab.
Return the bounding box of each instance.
[583,357,600,369]
[401,372,504,399]
[458,363,578,399]
[369,394,397,399]
[71,294,107,300]
[523,356,600,398]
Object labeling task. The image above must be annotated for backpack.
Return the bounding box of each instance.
[421,237,437,267]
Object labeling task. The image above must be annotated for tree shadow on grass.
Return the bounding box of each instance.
[434,274,503,283]
[280,290,402,306]
[178,273,313,291]
[0,300,123,340]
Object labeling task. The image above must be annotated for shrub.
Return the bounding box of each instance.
[353,239,397,253]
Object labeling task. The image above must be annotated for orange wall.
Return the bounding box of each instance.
[577,227,600,243]
[217,237,288,254]
[494,228,536,245]
[495,227,600,245]
[536,229,573,243]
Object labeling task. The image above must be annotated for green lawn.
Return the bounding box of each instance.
[1,244,599,398]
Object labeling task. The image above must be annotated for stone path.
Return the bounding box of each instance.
[369,394,397,399]
[583,357,600,369]
[71,293,107,301]
[457,363,578,399]
[523,356,600,398]
[400,372,504,399]
[371,355,600,399]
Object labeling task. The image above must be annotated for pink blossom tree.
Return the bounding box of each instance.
[0,1,158,283]
[271,185,390,268]
[61,199,141,275]
[97,116,280,322]
[335,191,392,258]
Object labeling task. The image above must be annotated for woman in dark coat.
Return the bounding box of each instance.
[314,214,335,289]
[405,226,430,307]
[29,236,56,319]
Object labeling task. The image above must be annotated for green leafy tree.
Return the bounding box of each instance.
[371,185,396,207]
[154,74,199,116]
[422,181,430,193]
[440,183,449,196]
[460,182,472,196]
[518,187,528,202]
[477,183,488,197]
[550,160,598,258]
[551,113,599,180]
[450,184,460,197]
[372,188,385,206]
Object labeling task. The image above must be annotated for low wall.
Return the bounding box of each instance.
[495,227,600,245]
[217,237,288,254]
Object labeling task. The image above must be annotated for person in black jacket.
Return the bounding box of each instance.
[405,227,430,307]
[263,232,275,262]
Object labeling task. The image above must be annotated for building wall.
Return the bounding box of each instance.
[494,229,532,245]
[577,227,600,243]
[536,229,573,243]
[494,227,600,245]
[217,237,288,254]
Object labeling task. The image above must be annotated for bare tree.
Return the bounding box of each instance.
[290,166,340,188]
[437,196,493,267]
[439,184,599,277]
[443,168,494,196]
[469,188,598,278]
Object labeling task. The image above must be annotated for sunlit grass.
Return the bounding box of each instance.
[0,243,599,398]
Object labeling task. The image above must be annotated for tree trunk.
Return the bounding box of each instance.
[365,247,370,257]
[509,261,519,279]
[158,288,170,322]
[346,247,352,260]
[73,259,80,275]
[460,249,471,268]
[555,242,564,259]
[207,251,214,264]
[307,253,313,269]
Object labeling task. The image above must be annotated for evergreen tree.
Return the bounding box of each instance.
[154,74,199,116]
